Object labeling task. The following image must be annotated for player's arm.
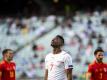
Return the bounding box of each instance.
[86,64,93,80]
[64,53,73,80]
[65,68,72,80]
[0,71,2,80]
[86,72,91,80]
[44,69,48,80]
[0,64,2,80]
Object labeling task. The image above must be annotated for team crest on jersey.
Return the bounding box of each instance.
[104,68,107,72]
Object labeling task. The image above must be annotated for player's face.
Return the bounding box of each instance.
[95,51,104,62]
[51,36,63,48]
[5,50,14,61]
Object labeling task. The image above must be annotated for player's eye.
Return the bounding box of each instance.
[10,53,13,54]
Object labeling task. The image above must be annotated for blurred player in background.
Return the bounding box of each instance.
[44,35,73,80]
[86,47,107,80]
[0,49,16,80]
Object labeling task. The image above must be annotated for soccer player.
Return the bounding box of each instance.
[44,35,73,80]
[0,49,16,80]
[86,47,107,80]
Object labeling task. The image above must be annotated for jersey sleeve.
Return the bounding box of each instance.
[87,64,93,73]
[64,53,73,69]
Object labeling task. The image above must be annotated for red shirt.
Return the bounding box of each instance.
[88,61,107,80]
[0,60,16,80]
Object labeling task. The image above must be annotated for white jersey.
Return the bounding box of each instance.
[45,51,73,80]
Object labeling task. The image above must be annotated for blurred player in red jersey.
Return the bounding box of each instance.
[0,49,16,80]
[86,47,107,80]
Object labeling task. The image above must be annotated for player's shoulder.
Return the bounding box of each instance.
[45,52,52,58]
[11,61,15,64]
[11,61,16,65]
[46,52,52,56]
[103,62,107,66]
[0,60,5,65]
[88,62,95,67]
[61,50,72,56]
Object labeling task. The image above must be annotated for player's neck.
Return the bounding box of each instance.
[53,48,62,54]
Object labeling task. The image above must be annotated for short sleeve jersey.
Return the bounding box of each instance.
[45,51,73,80]
[88,61,107,80]
[0,60,16,80]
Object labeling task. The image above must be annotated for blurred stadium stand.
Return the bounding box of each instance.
[0,0,107,80]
